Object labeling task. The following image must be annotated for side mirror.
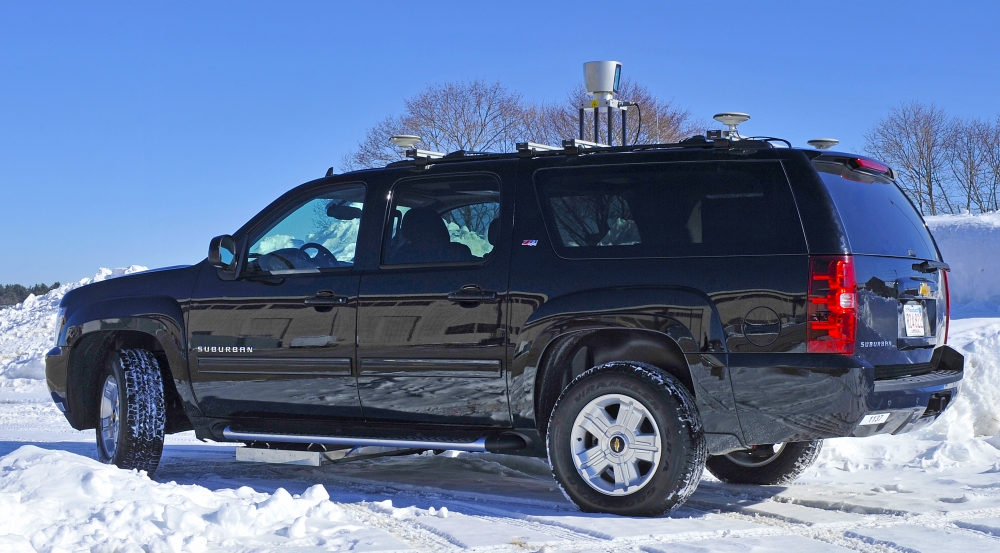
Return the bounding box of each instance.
[208,235,236,271]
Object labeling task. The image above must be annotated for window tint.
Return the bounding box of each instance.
[383,175,501,265]
[814,162,938,260]
[536,162,805,258]
[247,184,365,274]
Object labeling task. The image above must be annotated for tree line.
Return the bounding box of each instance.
[341,79,703,171]
[342,82,995,218]
[0,282,60,307]
[865,102,1000,215]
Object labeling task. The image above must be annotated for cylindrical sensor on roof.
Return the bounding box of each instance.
[583,61,622,97]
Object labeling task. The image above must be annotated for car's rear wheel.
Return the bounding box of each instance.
[705,441,822,485]
[95,349,166,475]
[546,361,706,517]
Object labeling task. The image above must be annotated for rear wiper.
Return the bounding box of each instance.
[912,260,950,273]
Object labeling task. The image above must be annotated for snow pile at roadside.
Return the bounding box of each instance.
[926,212,1000,304]
[0,267,146,390]
[0,445,368,552]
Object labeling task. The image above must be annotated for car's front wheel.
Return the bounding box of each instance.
[705,441,822,485]
[546,361,706,517]
[95,349,166,475]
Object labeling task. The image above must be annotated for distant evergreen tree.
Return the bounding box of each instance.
[0,282,60,306]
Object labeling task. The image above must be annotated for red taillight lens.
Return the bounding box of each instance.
[943,269,950,345]
[807,255,857,354]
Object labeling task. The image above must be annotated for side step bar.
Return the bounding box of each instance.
[222,427,527,453]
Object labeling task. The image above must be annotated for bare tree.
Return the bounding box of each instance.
[864,102,952,215]
[946,118,991,213]
[342,78,703,171]
[341,80,531,171]
[982,117,1000,212]
[526,79,703,147]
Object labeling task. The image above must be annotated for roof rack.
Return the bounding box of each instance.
[380,133,789,169]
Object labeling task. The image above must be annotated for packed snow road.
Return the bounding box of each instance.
[4,213,1000,551]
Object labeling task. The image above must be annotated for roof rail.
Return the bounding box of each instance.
[381,133,792,168]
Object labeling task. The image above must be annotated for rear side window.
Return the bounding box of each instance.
[814,162,938,260]
[535,161,806,258]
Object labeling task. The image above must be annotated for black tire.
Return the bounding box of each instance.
[705,441,822,485]
[95,349,166,475]
[546,361,706,517]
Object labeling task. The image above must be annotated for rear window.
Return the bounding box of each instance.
[535,161,806,259]
[813,162,938,260]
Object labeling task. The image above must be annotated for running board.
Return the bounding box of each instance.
[222,427,528,453]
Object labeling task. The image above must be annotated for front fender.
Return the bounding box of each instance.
[64,296,190,384]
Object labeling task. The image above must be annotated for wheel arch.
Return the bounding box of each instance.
[533,326,694,438]
[62,298,194,433]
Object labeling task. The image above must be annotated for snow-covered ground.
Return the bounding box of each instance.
[3,215,1000,552]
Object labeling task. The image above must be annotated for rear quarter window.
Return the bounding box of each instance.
[813,161,939,260]
[535,161,806,259]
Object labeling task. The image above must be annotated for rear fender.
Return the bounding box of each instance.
[508,287,744,452]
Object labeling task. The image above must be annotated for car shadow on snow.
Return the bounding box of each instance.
[0,439,783,519]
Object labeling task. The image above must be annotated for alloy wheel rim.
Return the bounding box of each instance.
[724,443,786,467]
[570,393,662,496]
[99,375,120,458]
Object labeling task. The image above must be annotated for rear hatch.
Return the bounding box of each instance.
[813,157,948,377]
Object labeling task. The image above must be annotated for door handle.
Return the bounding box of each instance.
[304,291,347,305]
[447,285,498,303]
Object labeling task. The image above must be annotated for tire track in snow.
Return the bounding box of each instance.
[341,502,460,551]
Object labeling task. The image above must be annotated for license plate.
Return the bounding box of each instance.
[904,303,925,337]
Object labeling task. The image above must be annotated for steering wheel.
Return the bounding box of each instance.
[299,242,341,268]
[259,251,296,271]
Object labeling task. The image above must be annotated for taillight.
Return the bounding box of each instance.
[943,269,950,345]
[807,255,857,354]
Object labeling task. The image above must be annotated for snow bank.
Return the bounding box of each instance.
[0,267,146,393]
[926,212,1000,304]
[0,445,362,552]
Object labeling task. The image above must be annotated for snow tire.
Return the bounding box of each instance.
[95,349,166,476]
[546,361,706,517]
[705,440,822,485]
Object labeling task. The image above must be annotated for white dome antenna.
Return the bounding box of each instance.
[713,112,750,140]
[389,135,421,149]
[807,138,840,150]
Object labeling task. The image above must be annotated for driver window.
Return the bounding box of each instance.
[247,184,365,274]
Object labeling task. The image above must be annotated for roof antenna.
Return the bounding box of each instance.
[713,112,750,141]
[807,138,839,150]
[390,135,421,149]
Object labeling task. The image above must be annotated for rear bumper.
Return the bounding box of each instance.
[729,345,964,445]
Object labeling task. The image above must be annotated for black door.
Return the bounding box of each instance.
[357,170,513,426]
[187,183,368,420]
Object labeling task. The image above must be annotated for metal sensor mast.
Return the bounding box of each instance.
[579,61,632,146]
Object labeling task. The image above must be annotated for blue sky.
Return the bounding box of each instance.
[1,1,998,285]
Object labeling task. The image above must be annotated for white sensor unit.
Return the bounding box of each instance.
[584,61,622,98]
[807,138,840,150]
[713,112,750,140]
[389,135,422,149]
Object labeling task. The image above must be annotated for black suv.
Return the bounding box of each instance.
[46,136,963,516]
